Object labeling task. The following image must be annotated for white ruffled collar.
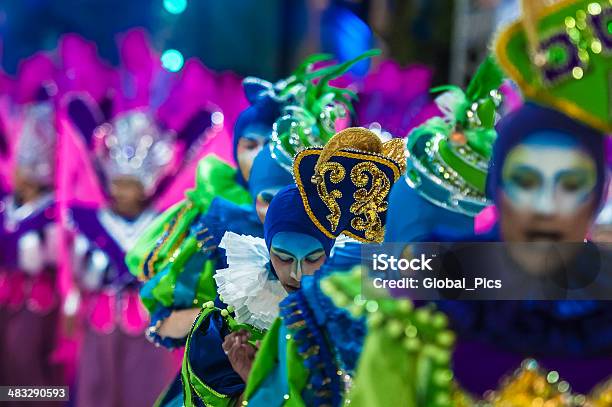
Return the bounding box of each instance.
[214,232,286,331]
[214,231,361,331]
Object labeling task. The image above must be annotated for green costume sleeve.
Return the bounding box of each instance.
[182,302,266,407]
[243,318,282,399]
[182,306,236,407]
[242,319,309,407]
[126,154,252,315]
[125,200,185,278]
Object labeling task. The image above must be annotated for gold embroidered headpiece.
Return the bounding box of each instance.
[293,127,405,243]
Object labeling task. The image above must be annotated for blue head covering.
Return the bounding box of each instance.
[486,102,607,207]
[248,146,294,199]
[384,177,474,243]
[233,79,285,187]
[264,185,335,256]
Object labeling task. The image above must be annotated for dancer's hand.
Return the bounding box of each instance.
[222,330,259,382]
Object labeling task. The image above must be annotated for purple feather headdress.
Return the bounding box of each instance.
[64,29,217,200]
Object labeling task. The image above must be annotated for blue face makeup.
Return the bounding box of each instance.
[271,232,324,260]
[270,232,326,281]
[501,131,597,215]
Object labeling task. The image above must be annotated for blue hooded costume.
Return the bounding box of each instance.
[232,78,286,187]
[243,127,405,407]
[180,185,342,406]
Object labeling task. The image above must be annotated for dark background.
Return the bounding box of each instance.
[0,0,474,83]
[0,0,506,84]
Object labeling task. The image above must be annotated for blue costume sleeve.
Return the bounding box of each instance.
[187,310,245,396]
[204,197,264,244]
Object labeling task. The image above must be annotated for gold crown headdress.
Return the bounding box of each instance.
[293,127,405,243]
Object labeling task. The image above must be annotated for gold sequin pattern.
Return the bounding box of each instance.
[381,138,407,176]
[313,161,346,232]
[292,132,402,243]
[349,162,390,243]
[314,127,384,171]
[142,202,192,280]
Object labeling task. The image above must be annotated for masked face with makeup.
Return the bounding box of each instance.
[269,232,327,292]
[491,104,606,242]
[264,186,334,292]
[235,124,268,183]
[500,132,599,242]
[488,103,607,273]
[232,79,285,187]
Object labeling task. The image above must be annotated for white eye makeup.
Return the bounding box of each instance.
[501,132,597,215]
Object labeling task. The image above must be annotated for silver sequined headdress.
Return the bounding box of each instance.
[93,111,175,195]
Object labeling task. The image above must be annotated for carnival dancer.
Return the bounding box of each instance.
[0,93,64,397]
[0,33,132,397]
[209,127,405,406]
[61,29,219,407]
[128,51,378,345]
[65,111,189,407]
[345,103,612,406]
[131,51,378,407]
